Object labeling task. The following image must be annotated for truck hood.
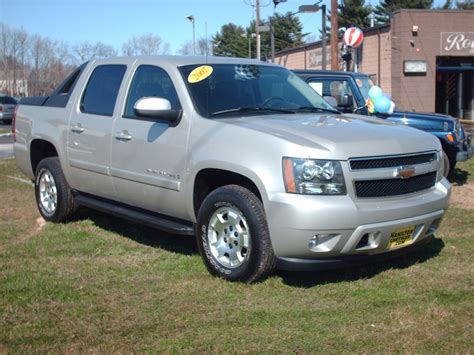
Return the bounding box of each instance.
[382,111,456,132]
[222,113,440,160]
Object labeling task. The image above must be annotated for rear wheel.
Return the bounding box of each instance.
[196,185,276,282]
[35,157,78,222]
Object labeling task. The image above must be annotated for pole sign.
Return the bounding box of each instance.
[343,27,364,48]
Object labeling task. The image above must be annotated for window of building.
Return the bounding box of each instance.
[124,65,179,118]
[81,65,126,116]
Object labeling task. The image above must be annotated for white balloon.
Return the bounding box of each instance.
[388,101,396,115]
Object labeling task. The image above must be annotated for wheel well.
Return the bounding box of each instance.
[30,139,58,174]
[193,169,262,216]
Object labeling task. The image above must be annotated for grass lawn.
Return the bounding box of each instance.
[1,158,473,352]
[0,129,11,135]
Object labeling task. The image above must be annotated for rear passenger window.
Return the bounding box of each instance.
[124,65,179,117]
[81,65,126,116]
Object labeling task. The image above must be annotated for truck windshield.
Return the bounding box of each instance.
[355,75,374,101]
[179,64,336,118]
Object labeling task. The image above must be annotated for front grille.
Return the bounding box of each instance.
[354,172,437,198]
[350,153,436,170]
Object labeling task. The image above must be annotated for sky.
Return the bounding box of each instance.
[1,0,446,55]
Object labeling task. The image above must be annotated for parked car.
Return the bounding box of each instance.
[294,70,472,176]
[0,95,17,124]
[14,57,450,282]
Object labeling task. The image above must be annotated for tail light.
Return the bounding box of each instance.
[12,105,18,143]
[0,106,3,112]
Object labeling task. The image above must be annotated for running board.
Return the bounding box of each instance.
[75,193,195,236]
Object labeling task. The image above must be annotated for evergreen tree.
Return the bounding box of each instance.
[374,0,434,24]
[212,24,248,58]
[456,0,474,9]
[247,12,305,59]
[338,0,372,29]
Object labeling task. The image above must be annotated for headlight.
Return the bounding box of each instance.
[437,150,445,181]
[283,158,346,195]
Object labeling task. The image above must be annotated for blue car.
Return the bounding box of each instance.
[295,70,472,177]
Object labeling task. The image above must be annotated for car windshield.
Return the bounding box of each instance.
[179,64,336,118]
[355,75,374,101]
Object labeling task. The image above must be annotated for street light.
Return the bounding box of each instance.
[298,2,327,70]
[186,15,195,55]
[241,33,256,58]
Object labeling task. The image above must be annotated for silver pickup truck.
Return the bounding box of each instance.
[14,56,451,282]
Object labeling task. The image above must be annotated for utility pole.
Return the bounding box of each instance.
[256,0,261,60]
[321,4,326,70]
[330,0,338,70]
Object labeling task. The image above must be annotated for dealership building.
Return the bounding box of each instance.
[275,9,474,120]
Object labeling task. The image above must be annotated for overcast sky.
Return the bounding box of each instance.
[1,0,446,54]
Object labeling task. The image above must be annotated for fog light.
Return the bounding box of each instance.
[308,235,319,248]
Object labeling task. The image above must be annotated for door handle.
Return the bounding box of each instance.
[71,124,84,133]
[115,131,132,141]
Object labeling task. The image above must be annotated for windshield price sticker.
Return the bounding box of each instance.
[188,65,213,83]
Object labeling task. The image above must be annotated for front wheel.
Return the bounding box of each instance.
[196,185,276,282]
[35,157,78,222]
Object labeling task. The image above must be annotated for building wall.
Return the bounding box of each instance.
[358,28,392,95]
[390,10,474,112]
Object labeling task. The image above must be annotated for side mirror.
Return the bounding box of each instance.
[134,97,181,121]
[340,94,354,108]
[323,96,338,108]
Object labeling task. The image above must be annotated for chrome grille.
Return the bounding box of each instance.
[349,152,439,198]
[350,152,436,170]
[354,172,437,198]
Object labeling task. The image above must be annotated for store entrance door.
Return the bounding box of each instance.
[436,56,474,120]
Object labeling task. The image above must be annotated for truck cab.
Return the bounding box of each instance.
[294,70,472,176]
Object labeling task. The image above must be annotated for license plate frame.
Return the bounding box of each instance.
[388,226,415,249]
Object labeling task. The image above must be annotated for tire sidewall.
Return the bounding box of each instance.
[35,162,61,221]
[197,190,262,281]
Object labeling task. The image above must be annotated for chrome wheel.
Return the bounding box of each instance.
[207,206,251,268]
[39,170,57,214]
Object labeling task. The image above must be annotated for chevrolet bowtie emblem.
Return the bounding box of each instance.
[395,166,416,179]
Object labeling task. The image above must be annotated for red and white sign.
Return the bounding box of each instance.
[343,27,364,48]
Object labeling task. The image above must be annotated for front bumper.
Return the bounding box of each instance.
[266,179,451,265]
[456,134,472,162]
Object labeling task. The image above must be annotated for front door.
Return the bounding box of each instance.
[110,64,189,218]
[67,64,127,199]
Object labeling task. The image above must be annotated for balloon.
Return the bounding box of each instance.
[366,98,375,114]
[368,86,383,101]
[388,101,396,115]
[374,95,391,113]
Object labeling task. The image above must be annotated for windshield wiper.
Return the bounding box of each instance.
[211,106,295,117]
[293,106,341,114]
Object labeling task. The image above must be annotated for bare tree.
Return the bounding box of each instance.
[72,41,117,63]
[121,33,170,56]
[179,38,213,56]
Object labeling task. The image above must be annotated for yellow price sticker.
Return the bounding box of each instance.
[188,65,213,84]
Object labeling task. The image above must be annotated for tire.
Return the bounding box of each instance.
[34,157,78,222]
[196,185,277,282]
[442,150,451,178]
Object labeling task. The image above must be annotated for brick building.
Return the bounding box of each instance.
[275,9,474,120]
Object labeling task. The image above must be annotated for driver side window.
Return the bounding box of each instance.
[124,65,179,117]
[309,79,356,113]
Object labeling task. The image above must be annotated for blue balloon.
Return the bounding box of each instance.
[368,86,383,101]
[374,95,392,113]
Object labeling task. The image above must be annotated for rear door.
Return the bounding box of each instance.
[110,64,189,218]
[67,64,127,199]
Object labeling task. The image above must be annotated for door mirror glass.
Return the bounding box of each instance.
[134,97,181,121]
[340,94,354,108]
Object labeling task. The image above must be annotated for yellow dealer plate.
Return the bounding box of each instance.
[388,226,415,249]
